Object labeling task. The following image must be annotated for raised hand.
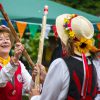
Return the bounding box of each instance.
[10,42,24,66]
[32,64,46,84]
[14,42,24,62]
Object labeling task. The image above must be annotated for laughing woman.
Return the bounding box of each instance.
[0,25,34,100]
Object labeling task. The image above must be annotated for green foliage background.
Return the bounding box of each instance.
[19,32,40,70]
[52,0,100,16]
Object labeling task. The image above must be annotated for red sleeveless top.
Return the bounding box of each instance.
[0,63,23,100]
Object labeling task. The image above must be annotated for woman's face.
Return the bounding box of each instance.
[0,33,11,56]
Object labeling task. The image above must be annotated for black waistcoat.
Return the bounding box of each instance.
[63,56,97,100]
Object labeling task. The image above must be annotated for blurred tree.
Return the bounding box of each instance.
[52,0,100,16]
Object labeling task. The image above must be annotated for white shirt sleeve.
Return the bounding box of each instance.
[19,61,34,92]
[31,58,70,100]
[93,59,100,100]
[0,63,17,87]
[31,95,41,100]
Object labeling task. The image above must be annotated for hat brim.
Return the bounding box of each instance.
[56,14,70,46]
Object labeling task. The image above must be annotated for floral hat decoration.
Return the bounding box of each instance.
[56,14,100,55]
[63,14,77,39]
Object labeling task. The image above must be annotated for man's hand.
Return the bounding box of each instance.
[32,64,46,84]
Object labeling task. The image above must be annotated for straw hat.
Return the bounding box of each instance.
[56,14,94,46]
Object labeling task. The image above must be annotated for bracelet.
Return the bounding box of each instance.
[10,57,19,67]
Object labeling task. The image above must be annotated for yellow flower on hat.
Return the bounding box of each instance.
[69,31,75,38]
[64,18,69,23]
[63,15,77,39]
[74,38,94,53]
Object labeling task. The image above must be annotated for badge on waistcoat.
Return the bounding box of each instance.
[12,90,16,95]
[17,74,22,83]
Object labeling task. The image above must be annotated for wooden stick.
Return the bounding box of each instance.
[0,3,35,68]
[34,5,48,88]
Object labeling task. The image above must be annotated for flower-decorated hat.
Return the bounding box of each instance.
[56,14,100,55]
[56,14,94,45]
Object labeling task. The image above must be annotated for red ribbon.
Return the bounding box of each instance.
[81,53,89,99]
[67,14,78,31]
